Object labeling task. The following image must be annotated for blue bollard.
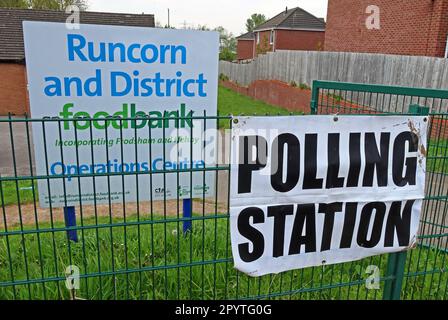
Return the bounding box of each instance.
[64,206,78,243]
[183,198,192,234]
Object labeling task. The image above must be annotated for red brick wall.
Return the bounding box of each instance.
[325,0,448,57]
[237,39,254,60]
[431,0,448,57]
[0,63,29,115]
[275,30,325,51]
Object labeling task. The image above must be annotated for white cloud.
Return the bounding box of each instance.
[88,0,328,35]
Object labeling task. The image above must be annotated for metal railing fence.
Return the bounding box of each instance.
[0,80,447,300]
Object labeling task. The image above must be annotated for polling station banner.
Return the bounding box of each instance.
[23,22,219,208]
[230,115,428,277]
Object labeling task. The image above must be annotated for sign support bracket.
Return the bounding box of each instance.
[64,206,79,243]
[183,198,192,234]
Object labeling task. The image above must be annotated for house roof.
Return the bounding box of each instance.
[236,31,255,40]
[0,8,155,62]
[253,7,325,32]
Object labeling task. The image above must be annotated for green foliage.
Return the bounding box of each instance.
[0,0,28,8]
[256,34,270,55]
[218,73,229,82]
[290,81,311,90]
[195,24,210,31]
[219,73,229,81]
[299,83,311,90]
[0,0,88,10]
[245,13,266,33]
[154,21,176,29]
[214,26,236,59]
[326,93,343,102]
[182,25,236,58]
[219,47,236,62]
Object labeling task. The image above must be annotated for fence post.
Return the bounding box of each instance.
[382,103,429,300]
[183,198,192,234]
[310,80,320,115]
[382,251,407,300]
[64,206,78,242]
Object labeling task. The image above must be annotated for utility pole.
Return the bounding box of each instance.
[167,8,170,28]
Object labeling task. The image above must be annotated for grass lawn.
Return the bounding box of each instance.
[427,138,448,174]
[217,86,303,128]
[0,180,37,207]
[0,214,446,300]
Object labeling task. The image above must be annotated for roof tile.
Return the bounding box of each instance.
[253,7,325,31]
[0,8,155,61]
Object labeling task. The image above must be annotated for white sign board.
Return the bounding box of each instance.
[230,115,428,277]
[23,22,219,208]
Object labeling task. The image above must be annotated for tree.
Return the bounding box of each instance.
[214,26,236,61]
[155,20,175,29]
[0,0,28,8]
[32,0,89,10]
[195,24,210,31]
[0,0,88,10]
[219,47,236,62]
[245,13,266,33]
[214,26,236,51]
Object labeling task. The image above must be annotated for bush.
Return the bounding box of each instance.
[219,73,229,82]
[290,81,310,90]
[219,48,236,62]
[299,83,311,90]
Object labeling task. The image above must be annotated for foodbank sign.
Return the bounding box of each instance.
[23,21,219,207]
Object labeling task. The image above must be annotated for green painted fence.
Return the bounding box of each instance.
[0,81,447,300]
[311,80,448,300]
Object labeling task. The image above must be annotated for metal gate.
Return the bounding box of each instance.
[0,81,447,300]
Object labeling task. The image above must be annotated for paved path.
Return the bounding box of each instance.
[0,118,36,177]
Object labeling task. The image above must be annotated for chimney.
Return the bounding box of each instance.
[285,7,288,14]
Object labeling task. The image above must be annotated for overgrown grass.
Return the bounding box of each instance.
[0,214,446,300]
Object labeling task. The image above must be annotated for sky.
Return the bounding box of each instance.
[89,0,328,36]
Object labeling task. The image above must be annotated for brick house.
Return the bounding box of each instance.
[236,7,326,61]
[325,0,448,57]
[236,31,256,61]
[0,8,155,115]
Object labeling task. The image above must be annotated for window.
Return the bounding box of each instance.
[270,30,275,45]
[257,32,260,44]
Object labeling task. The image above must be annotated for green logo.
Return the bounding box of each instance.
[59,103,194,130]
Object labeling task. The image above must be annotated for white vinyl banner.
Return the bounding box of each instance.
[23,22,219,208]
[230,115,428,277]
